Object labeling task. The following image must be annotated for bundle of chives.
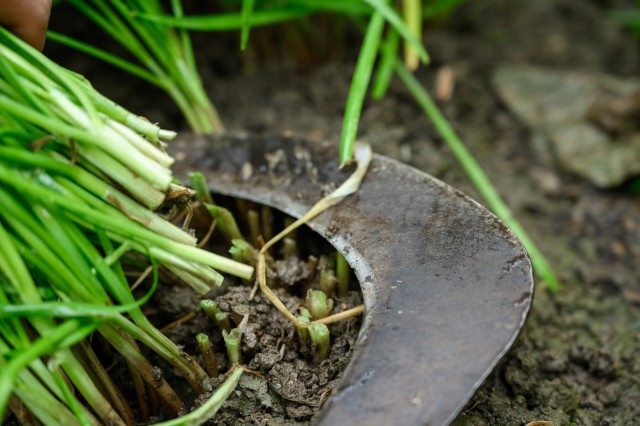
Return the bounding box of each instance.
[0,26,252,284]
[0,27,253,424]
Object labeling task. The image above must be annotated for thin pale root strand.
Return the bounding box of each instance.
[257,143,372,330]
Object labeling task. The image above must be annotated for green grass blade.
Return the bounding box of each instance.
[0,356,87,426]
[170,0,197,72]
[188,171,214,204]
[47,31,164,87]
[363,0,429,63]
[241,0,256,50]
[371,27,400,99]
[0,291,153,320]
[108,0,177,80]
[402,0,422,70]
[134,9,312,30]
[283,0,372,14]
[0,50,48,113]
[157,367,243,426]
[68,0,164,76]
[0,188,111,303]
[64,0,221,133]
[0,215,42,304]
[395,63,559,290]
[0,319,100,420]
[52,369,93,426]
[339,11,386,164]
[0,28,101,126]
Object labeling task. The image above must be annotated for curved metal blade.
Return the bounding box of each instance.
[170,133,534,426]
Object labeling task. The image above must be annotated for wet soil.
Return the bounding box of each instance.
[47,0,640,424]
[151,282,361,425]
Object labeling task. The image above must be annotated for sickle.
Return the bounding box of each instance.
[169,132,534,426]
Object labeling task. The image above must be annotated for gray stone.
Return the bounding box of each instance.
[493,65,640,187]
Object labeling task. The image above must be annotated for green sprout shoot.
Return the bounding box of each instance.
[336,252,351,296]
[206,204,245,242]
[200,299,220,319]
[229,239,256,266]
[317,255,337,296]
[282,237,298,259]
[188,171,214,205]
[306,290,334,320]
[308,322,331,364]
[215,312,232,333]
[296,311,311,349]
[196,333,219,378]
[402,0,422,70]
[222,327,243,366]
[299,307,312,318]
[319,269,338,297]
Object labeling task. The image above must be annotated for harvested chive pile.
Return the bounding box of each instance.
[0,27,252,424]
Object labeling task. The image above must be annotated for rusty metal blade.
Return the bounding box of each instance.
[170,133,534,426]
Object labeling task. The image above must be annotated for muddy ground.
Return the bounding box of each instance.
[48,0,640,424]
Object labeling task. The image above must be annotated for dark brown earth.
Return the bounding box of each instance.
[47,0,640,424]
[150,281,361,425]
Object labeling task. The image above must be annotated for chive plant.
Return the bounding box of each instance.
[306,289,334,319]
[308,322,330,364]
[48,0,223,133]
[0,27,252,424]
